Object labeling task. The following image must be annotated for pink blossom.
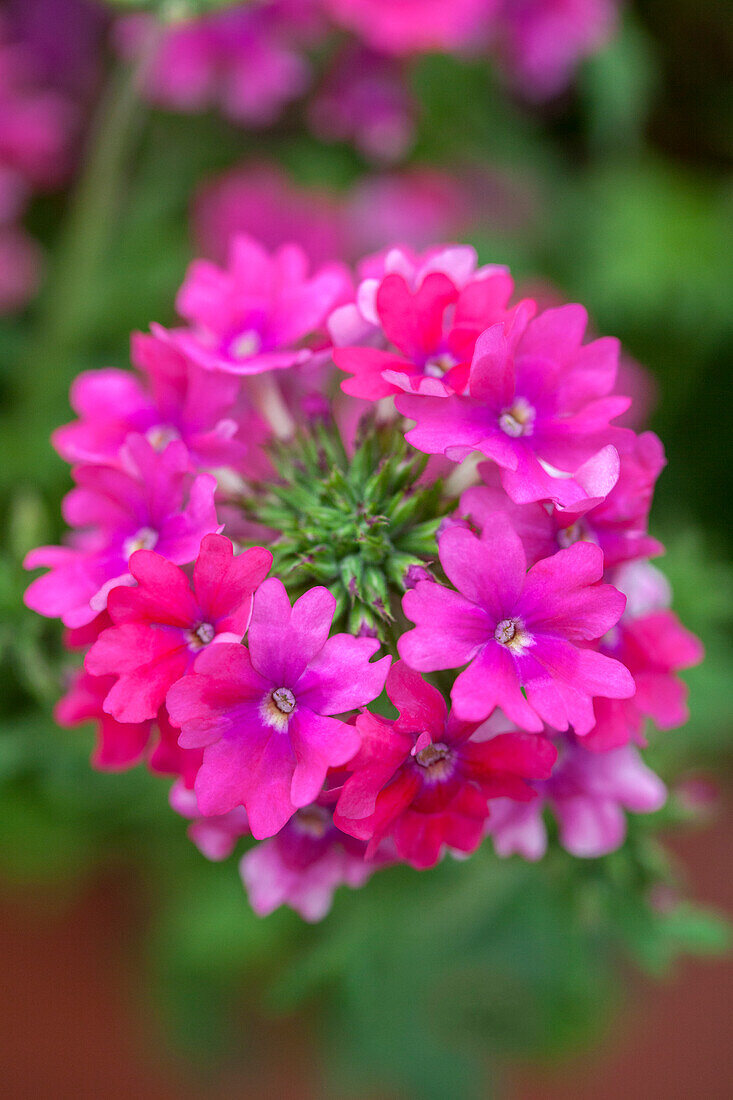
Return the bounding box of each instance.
[461,430,666,568]
[397,304,631,509]
[193,162,348,269]
[583,609,704,752]
[55,667,154,770]
[240,804,373,921]
[24,435,220,628]
[115,2,317,127]
[323,0,494,56]
[489,736,666,859]
[53,326,266,473]
[170,780,250,861]
[171,234,351,375]
[331,244,520,399]
[166,579,390,837]
[308,46,416,164]
[399,514,635,733]
[85,534,272,724]
[495,0,618,100]
[334,662,555,868]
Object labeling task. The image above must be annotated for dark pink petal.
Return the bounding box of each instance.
[400,582,491,670]
[166,643,269,748]
[452,644,544,730]
[86,621,189,723]
[192,533,272,632]
[519,541,625,640]
[295,633,389,715]
[438,516,526,618]
[289,710,362,807]
[387,661,447,735]
[376,271,457,359]
[108,549,198,627]
[248,579,335,685]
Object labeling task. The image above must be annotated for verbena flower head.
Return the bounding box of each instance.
[26,232,701,921]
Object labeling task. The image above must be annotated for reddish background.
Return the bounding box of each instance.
[3,809,731,1100]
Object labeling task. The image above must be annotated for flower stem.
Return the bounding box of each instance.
[18,25,162,448]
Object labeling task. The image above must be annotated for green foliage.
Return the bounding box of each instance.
[249,417,450,637]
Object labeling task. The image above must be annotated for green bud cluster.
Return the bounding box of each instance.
[244,416,451,641]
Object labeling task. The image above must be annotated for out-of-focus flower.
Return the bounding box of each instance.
[489,736,666,859]
[308,46,417,163]
[323,0,494,56]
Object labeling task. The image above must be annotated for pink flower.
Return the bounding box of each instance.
[334,662,556,868]
[85,534,272,724]
[488,736,666,859]
[24,435,220,628]
[52,326,266,473]
[323,0,494,56]
[55,667,154,770]
[583,609,704,752]
[115,2,316,127]
[495,0,618,100]
[461,430,666,568]
[308,46,416,164]
[331,244,520,399]
[397,304,631,509]
[166,579,390,837]
[171,234,351,375]
[193,162,348,269]
[170,780,250,861]
[399,514,635,733]
[240,803,373,921]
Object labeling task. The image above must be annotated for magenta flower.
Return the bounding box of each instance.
[85,534,272,724]
[495,0,618,101]
[194,162,348,269]
[334,662,556,869]
[166,579,390,837]
[240,804,373,921]
[24,435,220,628]
[323,0,492,56]
[55,667,154,771]
[461,430,666,569]
[397,304,631,508]
[584,609,704,752]
[170,780,250,862]
[399,514,635,733]
[170,234,351,375]
[308,46,417,164]
[52,327,261,472]
[115,2,316,128]
[331,243,520,399]
[488,735,666,860]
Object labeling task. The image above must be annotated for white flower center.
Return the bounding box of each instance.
[499,397,536,438]
[122,526,158,559]
[185,621,215,650]
[494,617,533,655]
[146,424,180,451]
[423,353,455,378]
[414,741,454,782]
[229,329,262,360]
[260,686,297,731]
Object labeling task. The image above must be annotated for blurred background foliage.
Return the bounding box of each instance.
[0,1,731,1096]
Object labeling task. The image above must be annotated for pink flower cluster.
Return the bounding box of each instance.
[0,11,78,312]
[117,0,620,165]
[26,232,701,922]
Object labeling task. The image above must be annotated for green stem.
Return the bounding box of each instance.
[19,25,162,435]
